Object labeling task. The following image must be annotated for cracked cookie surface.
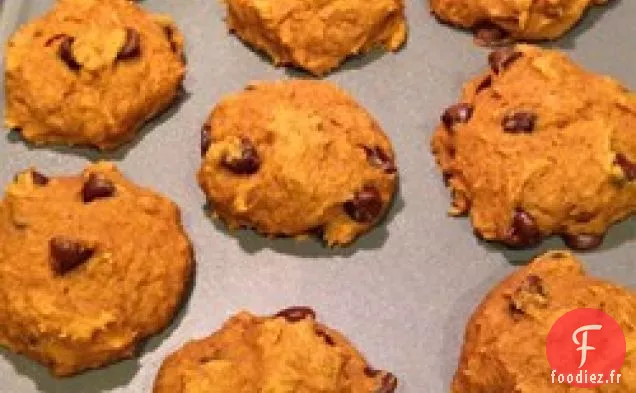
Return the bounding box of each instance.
[0,163,193,376]
[4,0,185,150]
[430,0,609,41]
[431,45,636,250]
[452,251,636,393]
[198,80,398,246]
[224,0,407,76]
[153,307,398,393]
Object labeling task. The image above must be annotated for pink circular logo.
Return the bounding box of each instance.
[546,309,626,388]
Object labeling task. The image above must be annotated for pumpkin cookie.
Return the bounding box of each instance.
[153,307,398,393]
[431,45,636,250]
[224,0,407,76]
[453,251,635,392]
[4,0,185,149]
[430,0,610,44]
[0,163,193,376]
[199,80,398,246]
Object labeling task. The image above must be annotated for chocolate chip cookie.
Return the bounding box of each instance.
[199,80,398,246]
[430,0,609,44]
[153,307,398,393]
[224,0,407,76]
[0,163,193,376]
[4,0,185,150]
[431,45,636,250]
[452,251,636,393]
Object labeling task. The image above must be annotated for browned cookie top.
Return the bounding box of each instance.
[430,0,610,42]
[224,0,407,76]
[4,0,185,149]
[199,80,398,246]
[452,251,636,393]
[153,307,397,393]
[0,163,193,376]
[432,45,636,250]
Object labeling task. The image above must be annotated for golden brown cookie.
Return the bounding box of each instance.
[4,0,185,150]
[153,307,398,393]
[198,80,398,246]
[452,251,636,393]
[431,45,636,250]
[430,0,609,43]
[0,163,193,376]
[224,0,407,76]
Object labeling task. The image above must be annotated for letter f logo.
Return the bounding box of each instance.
[572,325,603,368]
[547,309,626,388]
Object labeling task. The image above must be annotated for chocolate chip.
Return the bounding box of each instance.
[274,306,316,323]
[504,209,541,248]
[32,171,49,186]
[615,153,636,181]
[201,124,212,157]
[525,275,544,295]
[162,26,185,63]
[364,146,397,174]
[509,301,525,318]
[474,23,510,47]
[44,33,66,47]
[344,186,383,223]
[562,233,604,251]
[443,172,453,186]
[162,26,177,52]
[502,111,537,133]
[49,237,95,275]
[574,211,595,223]
[117,28,141,60]
[447,145,456,159]
[488,48,522,74]
[475,75,493,94]
[222,138,261,175]
[26,334,39,346]
[315,329,335,346]
[509,275,548,317]
[376,372,398,393]
[58,36,80,71]
[82,174,116,203]
[442,103,474,130]
[364,367,382,378]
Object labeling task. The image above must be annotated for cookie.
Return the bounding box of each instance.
[224,0,407,76]
[0,163,193,376]
[452,251,636,392]
[198,80,398,246]
[153,307,398,393]
[431,45,636,250]
[430,0,609,43]
[4,0,186,150]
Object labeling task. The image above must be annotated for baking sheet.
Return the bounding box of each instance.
[0,0,635,392]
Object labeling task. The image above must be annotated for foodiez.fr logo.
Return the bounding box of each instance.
[546,309,627,388]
